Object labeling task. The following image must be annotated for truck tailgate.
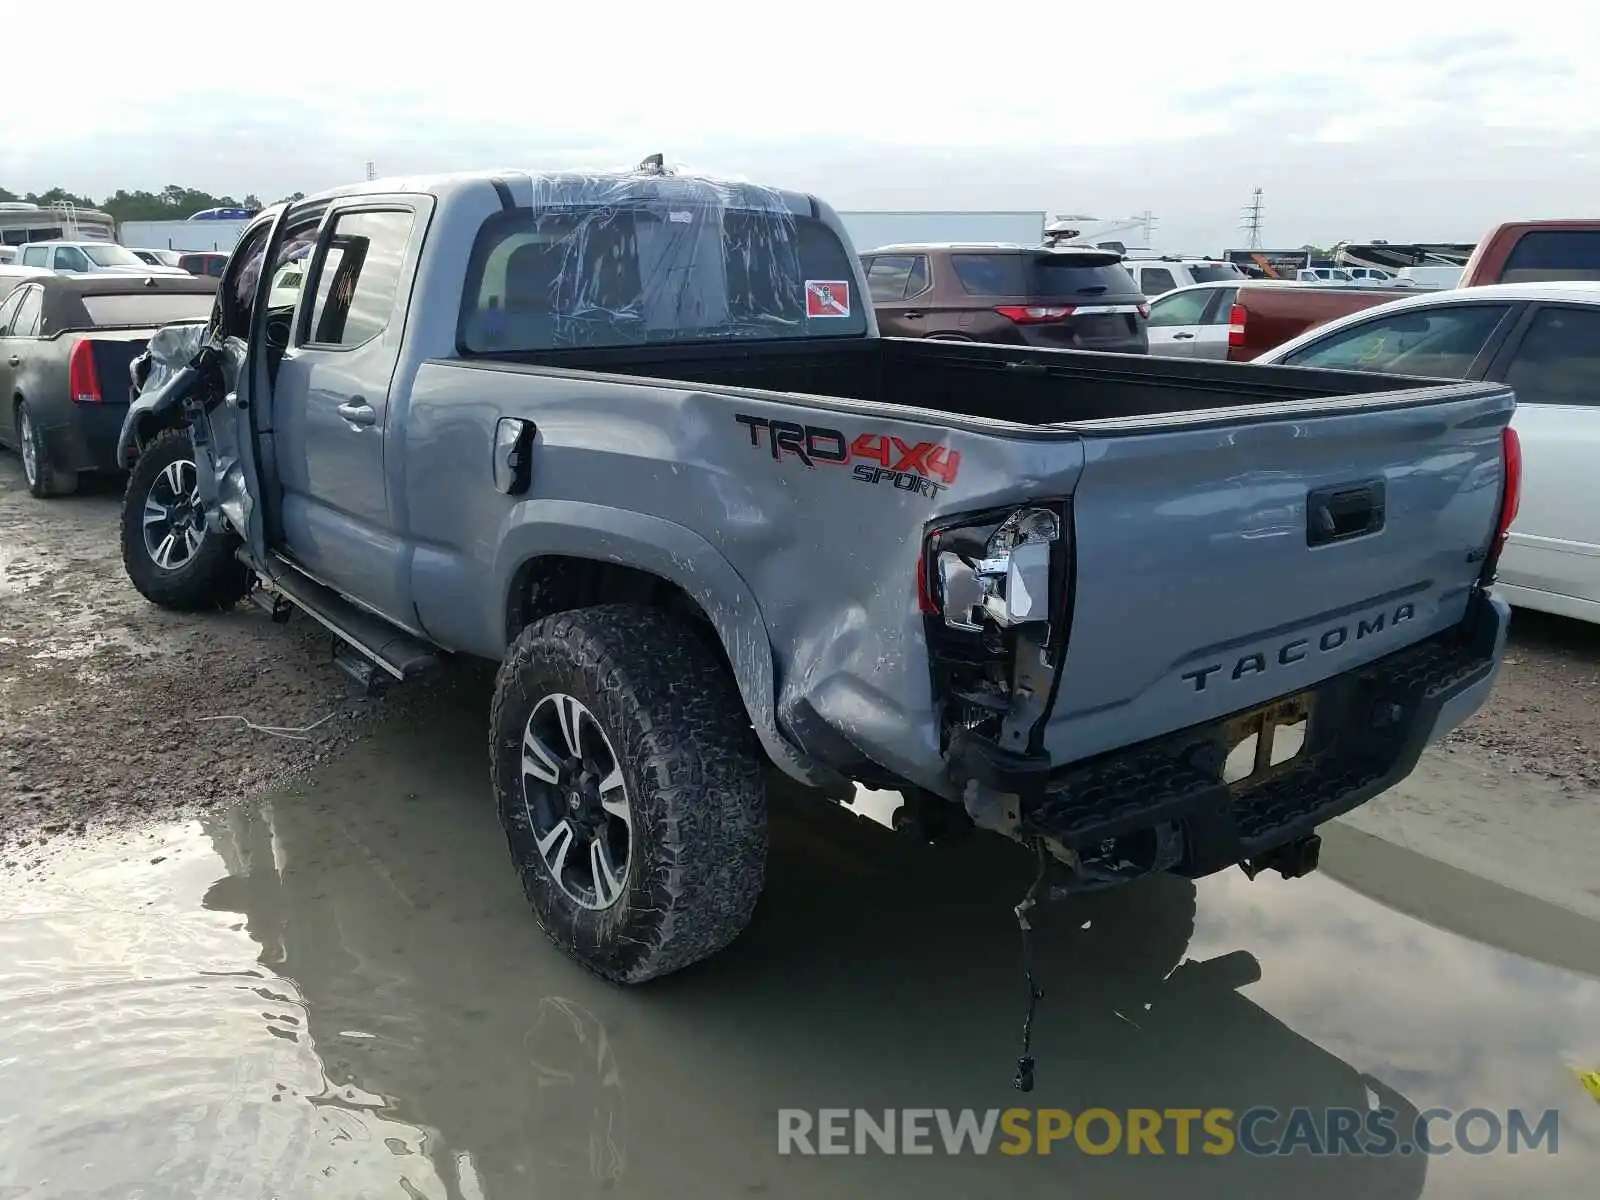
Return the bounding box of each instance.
[1043,382,1514,764]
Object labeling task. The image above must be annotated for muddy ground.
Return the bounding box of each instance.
[3,451,1599,855]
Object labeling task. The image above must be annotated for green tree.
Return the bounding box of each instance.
[0,183,273,224]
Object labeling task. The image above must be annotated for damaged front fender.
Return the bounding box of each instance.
[117,320,209,468]
[119,321,255,548]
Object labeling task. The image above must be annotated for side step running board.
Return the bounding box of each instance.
[258,556,439,683]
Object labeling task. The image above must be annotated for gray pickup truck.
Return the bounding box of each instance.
[116,163,1518,986]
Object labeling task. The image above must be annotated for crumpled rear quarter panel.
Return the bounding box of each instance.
[401,363,1086,792]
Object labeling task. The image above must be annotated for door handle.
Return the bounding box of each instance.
[1172,332,1195,340]
[336,399,377,427]
[1307,479,1386,546]
[6,355,18,366]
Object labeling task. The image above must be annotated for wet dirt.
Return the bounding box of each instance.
[1,691,1598,1199]
[0,457,424,854]
[4,453,1600,1197]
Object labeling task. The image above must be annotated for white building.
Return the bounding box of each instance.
[119,218,252,253]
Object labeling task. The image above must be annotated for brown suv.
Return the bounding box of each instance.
[859,243,1149,353]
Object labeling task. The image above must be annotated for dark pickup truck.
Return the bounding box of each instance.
[0,273,217,497]
[116,165,1517,989]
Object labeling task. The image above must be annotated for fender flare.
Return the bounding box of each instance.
[491,500,838,788]
[115,368,190,467]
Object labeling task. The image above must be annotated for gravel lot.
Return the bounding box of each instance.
[3,450,1599,853]
[0,457,433,853]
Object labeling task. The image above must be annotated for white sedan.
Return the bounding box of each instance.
[1143,281,1242,359]
[1255,282,1600,625]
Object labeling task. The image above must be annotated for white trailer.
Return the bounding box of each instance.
[838,210,1047,255]
[118,218,251,253]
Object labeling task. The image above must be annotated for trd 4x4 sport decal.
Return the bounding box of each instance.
[734,414,961,500]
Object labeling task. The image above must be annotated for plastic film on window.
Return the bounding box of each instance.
[461,165,863,353]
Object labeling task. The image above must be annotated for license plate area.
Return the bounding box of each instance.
[1072,314,1126,339]
[1220,692,1314,791]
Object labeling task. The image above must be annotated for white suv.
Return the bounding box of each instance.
[1123,255,1246,297]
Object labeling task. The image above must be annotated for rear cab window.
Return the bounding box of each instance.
[458,178,867,353]
[951,251,1138,298]
[1500,231,1600,283]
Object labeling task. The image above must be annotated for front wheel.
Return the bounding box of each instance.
[120,427,252,611]
[490,604,768,983]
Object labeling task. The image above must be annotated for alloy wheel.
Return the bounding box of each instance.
[520,692,633,911]
[141,457,205,571]
[18,407,38,487]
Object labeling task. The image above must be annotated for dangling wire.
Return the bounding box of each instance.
[1012,838,1049,1092]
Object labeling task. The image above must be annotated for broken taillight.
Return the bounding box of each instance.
[68,340,102,404]
[918,503,1072,747]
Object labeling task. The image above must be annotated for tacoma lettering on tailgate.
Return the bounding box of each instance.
[1181,602,1416,692]
[734,413,961,500]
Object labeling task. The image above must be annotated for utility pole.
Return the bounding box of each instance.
[365,161,377,182]
[1137,210,1158,244]
[1241,187,1265,250]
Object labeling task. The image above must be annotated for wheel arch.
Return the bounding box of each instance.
[490,502,838,788]
[120,402,185,466]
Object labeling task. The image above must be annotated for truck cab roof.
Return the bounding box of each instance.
[300,167,821,218]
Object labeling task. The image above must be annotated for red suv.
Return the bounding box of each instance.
[177,252,229,278]
[860,244,1149,353]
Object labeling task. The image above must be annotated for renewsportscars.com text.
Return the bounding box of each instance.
[777,1106,1561,1157]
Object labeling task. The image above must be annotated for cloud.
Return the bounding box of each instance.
[3,0,1599,251]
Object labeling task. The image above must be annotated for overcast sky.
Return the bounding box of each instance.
[5,1,1597,252]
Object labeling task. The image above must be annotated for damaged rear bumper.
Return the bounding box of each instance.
[949,588,1508,878]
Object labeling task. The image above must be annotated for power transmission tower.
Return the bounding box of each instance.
[1240,188,1265,250]
[365,161,377,181]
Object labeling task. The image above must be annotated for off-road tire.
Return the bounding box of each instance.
[16,398,77,499]
[490,604,768,983]
[120,427,252,612]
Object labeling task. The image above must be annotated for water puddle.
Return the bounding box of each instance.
[3,702,1599,1198]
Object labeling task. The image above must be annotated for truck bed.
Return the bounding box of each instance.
[420,333,1511,800]
[461,335,1444,428]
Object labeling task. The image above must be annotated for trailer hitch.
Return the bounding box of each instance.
[1240,833,1322,881]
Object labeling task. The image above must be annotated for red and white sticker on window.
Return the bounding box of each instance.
[805,279,852,319]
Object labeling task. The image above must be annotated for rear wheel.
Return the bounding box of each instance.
[490,604,768,983]
[120,427,252,611]
[15,399,77,499]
